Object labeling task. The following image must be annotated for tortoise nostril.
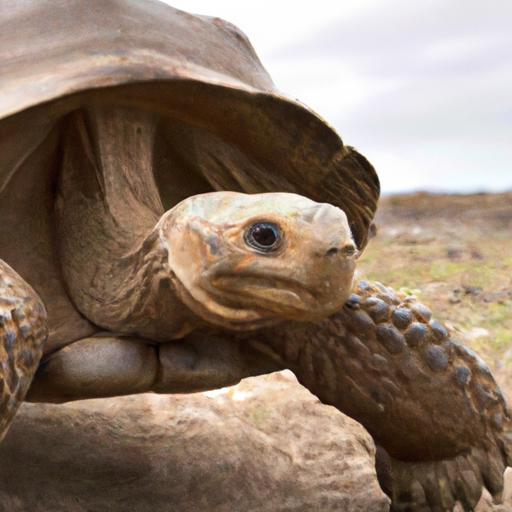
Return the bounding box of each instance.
[341,243,357,257]
[325,244,357,258]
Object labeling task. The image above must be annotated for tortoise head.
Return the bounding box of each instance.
[159,192,358,330]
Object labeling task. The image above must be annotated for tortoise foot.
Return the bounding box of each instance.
[378,441,509,512]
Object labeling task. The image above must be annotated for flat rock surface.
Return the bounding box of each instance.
[0,371,389,512]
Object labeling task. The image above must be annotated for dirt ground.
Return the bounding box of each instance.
[359,192,512,399]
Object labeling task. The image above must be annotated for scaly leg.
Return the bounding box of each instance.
[248,281,511,511]
[0,260,47,440]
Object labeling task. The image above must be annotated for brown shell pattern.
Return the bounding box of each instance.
[0,260,47,440]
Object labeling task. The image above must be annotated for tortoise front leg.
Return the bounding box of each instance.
[0,260,47,440]
[27,331,282,403]
[249,281,511,511]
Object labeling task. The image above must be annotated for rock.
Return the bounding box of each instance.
[0,371,390,512]
[450,288,463,304]
[473,468,512,512]
[465,327,491,341]
[462,285,483,296]
[446,247,463,261]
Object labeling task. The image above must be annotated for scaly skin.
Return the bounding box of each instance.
[248,281,511,511]
[0,260,47,440]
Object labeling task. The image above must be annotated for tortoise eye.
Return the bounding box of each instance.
[245,222,282,253]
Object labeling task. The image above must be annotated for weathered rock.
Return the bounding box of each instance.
[472,468,512,511]
[0,372,389,512]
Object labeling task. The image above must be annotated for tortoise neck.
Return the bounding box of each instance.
[56,107,197,340]
[76,105,164,236]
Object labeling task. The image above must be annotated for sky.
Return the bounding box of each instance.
[166,0,511,194]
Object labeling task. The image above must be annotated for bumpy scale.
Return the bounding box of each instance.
[0,261,47,440]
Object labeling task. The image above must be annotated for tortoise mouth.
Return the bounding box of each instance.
[171,265,348,328]
[170,270,282,331]
[208,273,322,319]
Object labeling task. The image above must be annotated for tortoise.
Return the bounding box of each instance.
[0,1,510,510]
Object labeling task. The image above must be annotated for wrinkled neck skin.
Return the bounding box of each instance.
[56,106,358,341]
[57,106,198,341]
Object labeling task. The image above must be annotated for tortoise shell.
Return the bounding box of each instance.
[0,0,379,252]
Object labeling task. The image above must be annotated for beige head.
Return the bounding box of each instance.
[158,192,358,330]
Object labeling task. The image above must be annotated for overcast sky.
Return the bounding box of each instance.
[166,1,511,194]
